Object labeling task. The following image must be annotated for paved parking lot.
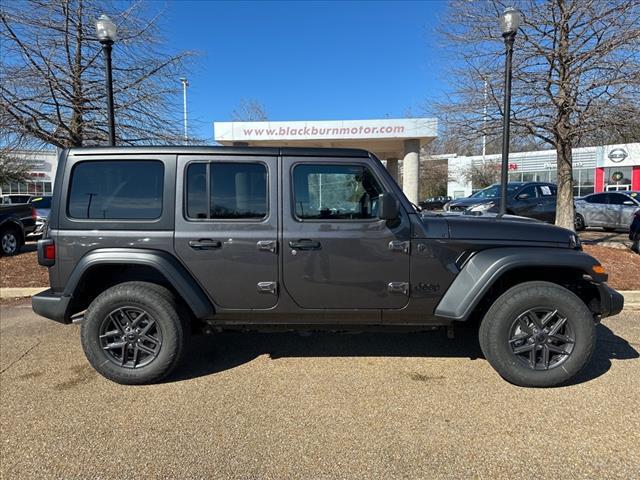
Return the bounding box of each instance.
[1,302,639,479]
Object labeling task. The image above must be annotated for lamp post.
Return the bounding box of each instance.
[180,77,189,144]
[95,14,117,146]
[497,7,522,216]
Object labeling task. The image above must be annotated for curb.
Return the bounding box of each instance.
[0,287,47,299]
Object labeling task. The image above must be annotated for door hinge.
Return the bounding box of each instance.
[388,282,409,296]
[388,240,410,254]
[257,281,278,295]
[257,240,277,253]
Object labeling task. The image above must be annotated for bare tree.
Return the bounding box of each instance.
[0,0,196,148]
[419,159,451,198]
[461,161,501,190]
[0,132,38,187]
[231,98,269,121]
[436,0,640,229]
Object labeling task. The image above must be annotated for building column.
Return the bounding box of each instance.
[386,158,399,182]
[402,139,420,204]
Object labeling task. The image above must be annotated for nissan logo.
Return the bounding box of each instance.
[608,148,628,163]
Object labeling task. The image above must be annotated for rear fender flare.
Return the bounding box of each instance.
[65,248,214,319]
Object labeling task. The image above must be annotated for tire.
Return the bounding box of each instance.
[479,281,596,388]
[574,213,585,231]
[81,282,185,385]
[0,226,20,256]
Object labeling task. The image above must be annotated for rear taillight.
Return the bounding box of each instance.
[44,243,56,261]
[37,239,55,267]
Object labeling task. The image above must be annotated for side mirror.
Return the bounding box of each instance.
[517,193,530,200]
[378,193,399,220]
[623,200,635,206]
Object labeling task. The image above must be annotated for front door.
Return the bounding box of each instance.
[281,157,411,309]
[174,155,279,309]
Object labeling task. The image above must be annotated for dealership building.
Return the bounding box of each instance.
[447,142,640,199]
[0,149,58,196]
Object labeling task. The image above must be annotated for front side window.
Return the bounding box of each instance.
[293,164,383,220]
[517,185,538,199]
[186,162,267,220]
[68,160,164,219]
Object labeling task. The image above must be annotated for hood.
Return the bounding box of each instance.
[445,197,495,210]
[419,211,578,246]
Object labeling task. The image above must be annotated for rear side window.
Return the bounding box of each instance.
[586,193,608,204]
[68,160,164,219]
[185,162,267,220]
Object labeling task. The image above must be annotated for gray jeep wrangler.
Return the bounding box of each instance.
[33,146,623,387]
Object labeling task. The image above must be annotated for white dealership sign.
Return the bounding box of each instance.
[214,118,437,142]
[599,143,640,167]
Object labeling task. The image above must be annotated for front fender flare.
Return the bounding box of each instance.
[65,248,214,319]
[434,247,604,321]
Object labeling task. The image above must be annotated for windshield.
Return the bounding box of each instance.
[30,197,52,208]
[470,185,519,199]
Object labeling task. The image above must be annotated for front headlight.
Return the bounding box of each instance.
[468,202,495,212]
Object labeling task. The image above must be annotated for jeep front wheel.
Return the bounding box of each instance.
[479,281,596,387]
[81,282,185,385]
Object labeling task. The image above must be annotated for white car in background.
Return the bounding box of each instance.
[575,191,640,231]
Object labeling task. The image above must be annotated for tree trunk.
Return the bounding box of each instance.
[555,138,574,230]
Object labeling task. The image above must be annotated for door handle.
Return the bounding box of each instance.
[188,239,222,250]
[288,239,321,250]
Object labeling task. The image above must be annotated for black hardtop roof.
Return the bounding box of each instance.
[67,145,371,158]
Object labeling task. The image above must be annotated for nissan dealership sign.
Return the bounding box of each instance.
[599,144,640,167]
[214,118,437,142]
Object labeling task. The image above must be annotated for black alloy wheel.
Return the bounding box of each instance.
[99,306,163,369]
[508,308,575,371]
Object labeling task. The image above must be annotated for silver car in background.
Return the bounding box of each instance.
[575,191,640,231]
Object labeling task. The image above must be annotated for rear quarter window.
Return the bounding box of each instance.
[67,160,164,219]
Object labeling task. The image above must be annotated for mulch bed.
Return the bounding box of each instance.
[1,249,49,289]
[1,243,638,293]
[582,245,640,291]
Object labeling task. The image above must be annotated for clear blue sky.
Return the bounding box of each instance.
[165,0,450,142]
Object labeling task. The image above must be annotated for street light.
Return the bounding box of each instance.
[95,14,117,146]
[497,7,522,216]
[180,77,189,144]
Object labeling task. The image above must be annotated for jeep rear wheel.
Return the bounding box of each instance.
[81,282,185,385]
[479,281,596,387]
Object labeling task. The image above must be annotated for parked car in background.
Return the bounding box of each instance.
[419,196,451,211]
[0,203,36,255]
[630,209,640,254]
[27,196,52,238]
[1,194,32,205]
[574,191,640,232]
[443,182,557,223]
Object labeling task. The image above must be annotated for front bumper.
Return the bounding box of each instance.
[596,283,624,319]
[32,289,72,324]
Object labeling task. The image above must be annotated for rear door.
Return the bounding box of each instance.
[281,156,411,309]
[536,184,556,223]
[584,193,609,226]
[174,155,279,309]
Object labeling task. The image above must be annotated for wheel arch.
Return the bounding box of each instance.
[434,247,606,322]
[0,219,25,242]
[65,248,214,320]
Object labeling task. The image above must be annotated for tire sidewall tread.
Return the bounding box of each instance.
[479,281,596,388]
[81,282,184,385]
